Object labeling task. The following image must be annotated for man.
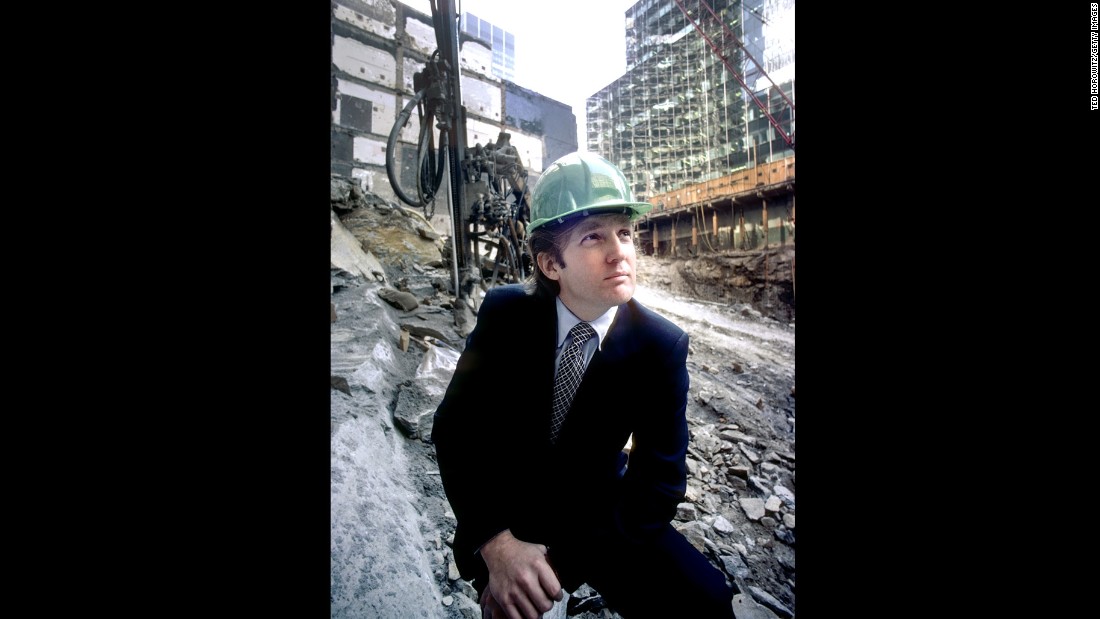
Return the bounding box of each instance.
[431,152,735,618]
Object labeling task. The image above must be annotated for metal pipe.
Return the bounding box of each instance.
[433,0,470,298]
[446,159,460,301]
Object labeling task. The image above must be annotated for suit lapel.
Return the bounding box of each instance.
[532,295,560,445]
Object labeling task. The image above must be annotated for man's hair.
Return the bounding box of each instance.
[523,217,573,299]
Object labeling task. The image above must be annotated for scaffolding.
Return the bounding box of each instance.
[586,0,795,204]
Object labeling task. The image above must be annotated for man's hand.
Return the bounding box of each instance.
[478,530,563,619]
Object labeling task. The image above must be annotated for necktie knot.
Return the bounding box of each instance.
[567,321,596,348]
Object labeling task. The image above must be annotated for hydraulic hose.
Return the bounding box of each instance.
[386,88,446,210]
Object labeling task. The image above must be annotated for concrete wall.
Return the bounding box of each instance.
[331,0,578,233]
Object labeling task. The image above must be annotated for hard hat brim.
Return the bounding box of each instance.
[527,200,653,234]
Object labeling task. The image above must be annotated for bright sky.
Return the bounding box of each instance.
[402,0,640,150]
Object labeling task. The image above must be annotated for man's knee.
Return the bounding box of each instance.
[574,526,734,617]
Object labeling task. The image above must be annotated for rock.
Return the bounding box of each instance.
[330,398,441,618]
[447,557,461,582]
[739,497,766,521]
[773,484,795,508]
[392,382,436,440]
[417,225,441,241]
[331,375,351,395]
[721,552,751,580]
[748,586,793,619]
[339,202,444,267]
[684,481,703,503]
[775,546,795,572]
[759,462,782,478]
[764,495,783,514]
[568,586,608,615]
[685,458,699,477]
[712,515,735,534]
[772,449,795,463]
[720,430,758,446]
[399,323,452,343]
[739,305,763,319]
[453,303,476,338]
[731,593,780,619]
[378,288,419,311]
[774,526,795,545]
[541,593,570,619]
[727,465,751,480]
[673,521,709,553]
[739,443,761,463]
[330,210,387,283]
[676,503,698,521]
[748,476,772,495]
[452,579,478,601]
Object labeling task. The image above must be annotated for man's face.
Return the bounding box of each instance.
[540,213,637,321]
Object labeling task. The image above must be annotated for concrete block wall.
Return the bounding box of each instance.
[331,0,577,230]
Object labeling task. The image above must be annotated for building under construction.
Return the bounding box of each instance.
[587,0,795,257]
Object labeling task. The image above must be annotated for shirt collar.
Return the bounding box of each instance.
[555,297,618,351]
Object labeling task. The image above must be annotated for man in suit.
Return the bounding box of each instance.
[431,152,735,619]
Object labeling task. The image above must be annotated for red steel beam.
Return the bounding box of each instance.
[671,0,794,150]
[697,0,795,113]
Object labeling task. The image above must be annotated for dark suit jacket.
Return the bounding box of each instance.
[431,284,690,584]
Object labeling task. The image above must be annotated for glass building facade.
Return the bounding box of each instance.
[461,12,516,81]
[586,0,795,202]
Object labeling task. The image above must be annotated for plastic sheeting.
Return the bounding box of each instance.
[415,341,461,398]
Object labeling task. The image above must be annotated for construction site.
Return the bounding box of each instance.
[590,0,794,260]
[331,0,794,304]
[330,1,797,617]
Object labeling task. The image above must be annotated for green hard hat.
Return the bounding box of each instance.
[527,152,653,234]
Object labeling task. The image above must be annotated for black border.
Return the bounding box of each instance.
[148,6,335,615]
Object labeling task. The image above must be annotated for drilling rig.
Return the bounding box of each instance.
[385,0,532,309]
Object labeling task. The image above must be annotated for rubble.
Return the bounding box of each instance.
[330,190,795,617]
